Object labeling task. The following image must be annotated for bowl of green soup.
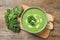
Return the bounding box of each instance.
[21,7,47,33]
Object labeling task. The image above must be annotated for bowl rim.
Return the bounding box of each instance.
[20,7,48,33]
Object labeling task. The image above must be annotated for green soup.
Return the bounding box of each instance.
[21,7,47,33]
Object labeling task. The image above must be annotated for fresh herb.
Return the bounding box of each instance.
[27,16,36,26]
[5,7,23,33]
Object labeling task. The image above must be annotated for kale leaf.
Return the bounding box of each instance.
[27,16,36,26]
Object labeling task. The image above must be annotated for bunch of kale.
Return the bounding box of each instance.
[5,7,23,33]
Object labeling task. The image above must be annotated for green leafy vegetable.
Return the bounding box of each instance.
[5,6,23,33]
[27,16,36,26]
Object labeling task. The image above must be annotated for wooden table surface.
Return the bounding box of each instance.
[0,0,60,40]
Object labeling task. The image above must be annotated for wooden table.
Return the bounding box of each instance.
[0,0,60,40]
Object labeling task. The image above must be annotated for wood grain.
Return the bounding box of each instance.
[0,0,60,40]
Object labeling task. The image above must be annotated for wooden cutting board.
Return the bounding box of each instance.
[18,5,54,38]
